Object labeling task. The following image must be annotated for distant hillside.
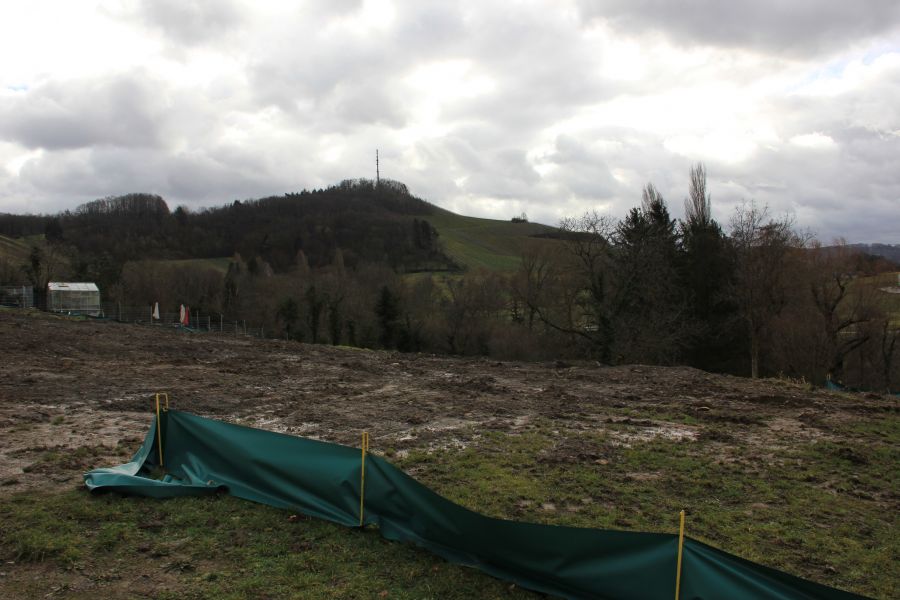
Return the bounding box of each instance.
[427,208,557,271]
[0,234,32,265]
[849,243,900,265]
[0,181,559,284]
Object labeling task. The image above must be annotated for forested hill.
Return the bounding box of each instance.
[848,243,900,264]
[0,179,461,274]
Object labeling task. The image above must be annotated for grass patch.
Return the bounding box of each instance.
[1,414,895,598]
[0,233,33,265]
[395,423,896,598]
[0,490,534,599]
[427,210,558,272]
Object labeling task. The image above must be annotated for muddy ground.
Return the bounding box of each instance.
[0,309,893,494]
[0,309,897,599]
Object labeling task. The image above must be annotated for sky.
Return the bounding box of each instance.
[0,0,898,243]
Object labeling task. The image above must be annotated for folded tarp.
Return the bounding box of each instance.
[84,410,866,600]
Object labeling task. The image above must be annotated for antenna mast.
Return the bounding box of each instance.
[376,149,380,186]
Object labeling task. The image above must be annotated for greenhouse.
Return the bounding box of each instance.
[47,282,102,316]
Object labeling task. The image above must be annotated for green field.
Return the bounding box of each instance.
[2,411,896,599]
[0,234,35,265]
[859,271,900,326]
[427,209,558,271]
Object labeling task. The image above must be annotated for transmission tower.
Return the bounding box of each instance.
[376,149,380,186]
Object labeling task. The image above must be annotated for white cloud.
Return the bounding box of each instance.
[789,133,837,151]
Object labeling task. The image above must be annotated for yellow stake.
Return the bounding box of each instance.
[154,393,165,467]
[359,432,370,527]
[675,509,685,600]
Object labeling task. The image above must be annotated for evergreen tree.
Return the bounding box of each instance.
[304,285,324,343]
[276,297,299,339]
[612,183,685,363]
[679,164,739,370]
[375,285,400,349]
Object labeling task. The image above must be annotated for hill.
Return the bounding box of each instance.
[849,243,900,264]
[0,233,34,266]
[0,310,895,598]
[428,208,557,271]
[0,183,558,280]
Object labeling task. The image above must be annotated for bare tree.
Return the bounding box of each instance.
[730,201,805,378]
[518,211,617,361]
[680,164,736,369]
[641,182,665,214]
[685,163,712,228]
[876,318,899,392]
[807,242,876,382]
[512,241,560,331]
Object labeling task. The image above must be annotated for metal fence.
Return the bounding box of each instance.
[0,296,268,339]
[99,303,267,338]
[0,285,33,308]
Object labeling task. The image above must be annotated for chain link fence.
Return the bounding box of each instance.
[0,295,267,339]
[0,285,33,308]
[99,302,267,338]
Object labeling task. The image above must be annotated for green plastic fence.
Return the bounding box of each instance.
[84,410,866,600]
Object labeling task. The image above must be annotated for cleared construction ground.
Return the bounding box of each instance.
[0,309,896,598]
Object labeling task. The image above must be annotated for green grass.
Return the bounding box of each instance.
[427,209,559,271]
[392,421,896,598]
[1,414,896,598]
[0,491,534,599]
[855,271,900,326]
[0,233,33,265]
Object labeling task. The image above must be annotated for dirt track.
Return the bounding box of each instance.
[1,308,893,494]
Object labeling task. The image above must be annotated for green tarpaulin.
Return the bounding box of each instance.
[84,410,866,600]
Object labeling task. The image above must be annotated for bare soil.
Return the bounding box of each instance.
[1,309,892,495]
[0,310,900,598]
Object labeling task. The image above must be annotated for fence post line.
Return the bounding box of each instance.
[359,432,370,527]
[675,509,685,600]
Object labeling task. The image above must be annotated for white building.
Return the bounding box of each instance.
[47,282,102,316]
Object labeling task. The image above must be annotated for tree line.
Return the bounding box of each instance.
[1,168,897,391]
[0,181,456,294]
[512,165,897,391]
[110,165,900,392]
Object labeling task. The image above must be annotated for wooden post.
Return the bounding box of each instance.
[675,510,685,600]
[359,432,370,526]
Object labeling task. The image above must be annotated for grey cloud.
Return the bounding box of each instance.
[15,142,291,209]
[540,135,622,200]
[327,81,407,129]
[135,0,244,45]
[0,75,170,150]
[248,1,606,136]
[2,1,898,245]
[447,8,612,122]
[578,0,900,57]
[708,127,900,243]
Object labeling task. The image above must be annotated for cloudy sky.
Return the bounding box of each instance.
[1,0,898,243]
